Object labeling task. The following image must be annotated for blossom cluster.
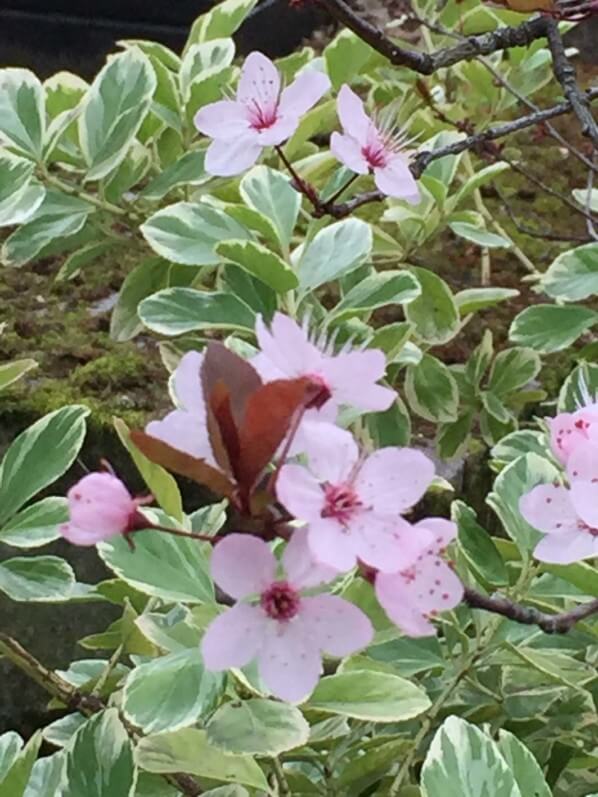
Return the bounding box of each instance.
[61,313,463,701]
[519,390,598,564]
[194,51,420,202]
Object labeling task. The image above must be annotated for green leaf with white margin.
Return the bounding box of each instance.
[481,391,511,425]
[324,29,376,89]
[294,218,372,291]
[0,404,89,525]
[0,182,45,228]
[307,671,431,721]
[56,240,120,282]
[421,716,522,797]
[449,221,512,248]
[139,288,255,336]
[216,240,299,293]
[141,201,251,266]
[487,452,560,556]
[98,528,214,604]
[509,304,598,353]
[200,788,249,797]
[180,39,235,100]
[572,187,598,213]
[1,190,93,268]
[114,417,183,523]
[140,151,208,201]
[540,242,598,302]
[207,699,309,755]
[62,709,136,797]
[491,430,548,466]
[136,728,268,791]
[240,166,300,253]
[0,497,68,548]
[0,556,75,602]
[123,649,225,734]
[186,0,258,47]
[0,733,22,778]
[455,287,519,316]
[79,48,157,181]
[557,362,598,412]
[0,151,43,227]
[332,270,421,322]
[0,359,37,392]
[405,354,459,423]
[496,730,551,797]
[405,267,459,344]
[23,753,65,797]
[0,732,41,797]
[453,162,510,206]
[44,714,88,748]
[487,347,541,396]
[453,500,508,587]
[437,410,474,461]
[0,69,45,160]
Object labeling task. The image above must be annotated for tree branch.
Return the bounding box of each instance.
[463,587,598,633]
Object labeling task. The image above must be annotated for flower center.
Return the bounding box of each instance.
[321,483,362,524]
[578,521,598,537]
[260,581,301,621]
[247,99,278,131]
[362,142,387,169]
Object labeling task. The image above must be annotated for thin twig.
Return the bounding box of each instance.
[464,587,598,633]
[497,187,594,242]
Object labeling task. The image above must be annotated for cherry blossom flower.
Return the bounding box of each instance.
[330,85,420,202]
[195,51,330,176]
[61,473,144,546]
[276,427,435,573]
[376,519,463,636]
[519,454,598,563]
[201,531,373,702]
[145,351,215,465]
[549,391,598,465]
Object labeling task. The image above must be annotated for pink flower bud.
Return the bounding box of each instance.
[60,473,140,546]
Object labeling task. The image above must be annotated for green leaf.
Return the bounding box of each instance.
[336,739,410,794]
[332,270,421,321]
[0,732,41,797]
[0,69,45,160]
[487,453,560,556]
[405,354,459,423]
[509,304,598,353]
[44,714,88,748]
[180,40,235,100]
[240,166,300,252]
[540,242,598,302]
[367,397,412,448]
[114,418,183,522]
[135,728,268,791]
[557,362,598,412]
[496,730,551,797]
[56,240,120,281]
[324,29,376,89]
[455,287,519,316]
[140,151,208,200]
[0,556,75,602]
[487,347,541,395]
[0,405,89,525]
[370,322,413,361]
[491,429,548,465]
[123,649,225,734]
[186,0,258,46]
[118,39,181,71]
[421,716,522,797]
[0,496,67,548]
[23,753,65,797]
[0,151,39,226]
[62,709,136,797]
[110,259,171,342]
[0,359,37,392]
[405,267,459,344]
[216,240,298,293]
[221,264,277,319]
[0,734,22,779]
[295,219,372,290]
[543,561,598,598]
[224,205,281,253]
[0,182,45,228]
[139,288,255,336]
[437,410,474,460]
[453,500,508,587]
[207,699,309,755]
[481,391,511,424]
[307,670,431,722]
[79,49,156,181]
[572,187,598,213]
[1,190,92,268]
[98,529,214,603]
[141,201,251,265]
[449,222,512,248]
[454,162,510,205]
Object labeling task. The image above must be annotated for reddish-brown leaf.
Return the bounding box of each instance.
[130,430,235,500]
[236,377,316,492]
[201,342,262,426]
[209,380,241,473]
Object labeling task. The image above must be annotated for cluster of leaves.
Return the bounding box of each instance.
[0,0,597,793]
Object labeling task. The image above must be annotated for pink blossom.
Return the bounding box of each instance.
[146,351,215,464]
[375,519,463,636]
[519,462,598,564]
[195,52,330,176]
[60,473,142,546]
[330,85,420,202]
[567,441,598,532]
[201,531,373,702]
[276,427,435,573]
[253,313,396,416]
[549,404,598,464]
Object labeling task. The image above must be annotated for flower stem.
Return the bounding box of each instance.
[271,757,291,797]
[326,174,359,205]
[275,145,321,211]
[150,525,221,544]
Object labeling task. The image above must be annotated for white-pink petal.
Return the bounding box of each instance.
[255,114,300,146]
[519,483,578,535]
[330,132,369,175]
[534,531,598,564]
[237,51,281,111]
[355,447,435,514]
[350,513,427,573]
[337,84,371,145]
[322,349,395,412]
[210,534,277,600]
[300,423,359,485]
[66,473,135,540]
[201,603,266,670]
[570,480,598,529]
[258,623,322,702]
[146,410,214,463]
[255,313,323,378]
[194,100,250,141]
[374,157,420,203]
[283,528,339,590]
[567,440,598,484]
[276,463,325,523]
[205,136,262,177]
[278,69,331,118]
[307,519,358,572]
[173,351,205,413]
[300,594,373,656]
[413,517,457,555]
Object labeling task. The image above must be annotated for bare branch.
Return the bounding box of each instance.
[464,587,598,633]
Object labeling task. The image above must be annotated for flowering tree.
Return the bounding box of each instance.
[0,0,597,794]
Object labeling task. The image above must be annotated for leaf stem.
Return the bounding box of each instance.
[271,757,291,797]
